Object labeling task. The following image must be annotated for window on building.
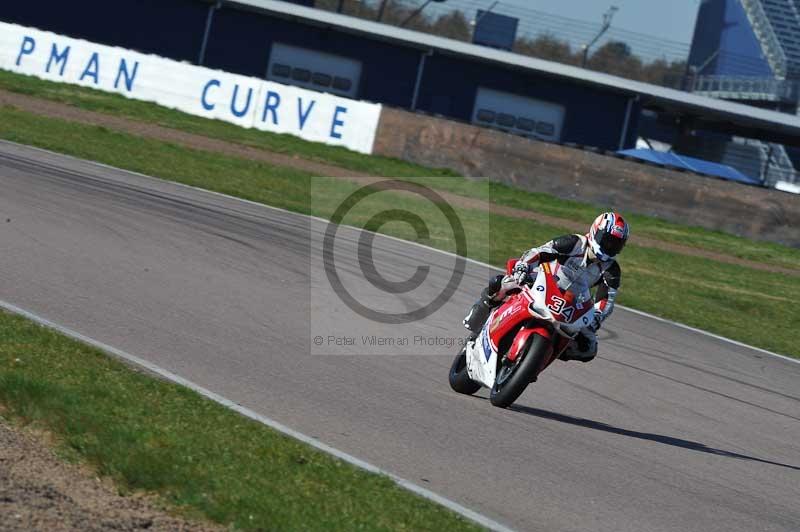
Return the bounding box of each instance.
[312,72,332,87]
[291,68,312,82]
[496,113,516,127]
[475,109,496,123]
[271,63,291,78]
[333,77,352,91]
[516,117,535,131]
[536,122,556,136]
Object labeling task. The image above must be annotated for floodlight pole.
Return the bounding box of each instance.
[198,0,222,66]
[376,0,389,21]
[581,5,619,67]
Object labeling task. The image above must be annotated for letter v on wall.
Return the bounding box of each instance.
[298,97,316,131]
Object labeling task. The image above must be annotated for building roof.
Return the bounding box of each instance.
[228,0,800,146]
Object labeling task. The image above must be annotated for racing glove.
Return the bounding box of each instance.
[512,261,529,285]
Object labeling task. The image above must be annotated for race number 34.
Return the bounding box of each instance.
[548,296,574,320]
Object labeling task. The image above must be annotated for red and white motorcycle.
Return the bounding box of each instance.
[449,258,596,408]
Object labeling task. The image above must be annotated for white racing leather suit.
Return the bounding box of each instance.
[463,234,622,362]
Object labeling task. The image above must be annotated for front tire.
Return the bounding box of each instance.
[449,346,481,395]
[490,334,551,408]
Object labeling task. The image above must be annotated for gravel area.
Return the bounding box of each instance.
[0,418,221,532]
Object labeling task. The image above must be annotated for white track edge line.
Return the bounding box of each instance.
[5,138,799,368]
[0,298,514,532]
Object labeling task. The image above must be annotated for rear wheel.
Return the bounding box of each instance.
[490,334,551,408]
[449,346,481,395]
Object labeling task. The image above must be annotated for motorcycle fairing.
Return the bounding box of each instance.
[466,324,497,388]
[531,262,596,334]
[464,259,598,390]
[466,293,549,388]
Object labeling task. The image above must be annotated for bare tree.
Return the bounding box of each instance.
[310,2,688,88]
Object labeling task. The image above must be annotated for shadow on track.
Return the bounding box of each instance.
[509,405,800,472]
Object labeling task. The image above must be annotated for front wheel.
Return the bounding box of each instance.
[449,346,481,395]
[490,334,551,408]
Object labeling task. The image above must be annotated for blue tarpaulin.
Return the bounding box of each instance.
[617,149,763,186]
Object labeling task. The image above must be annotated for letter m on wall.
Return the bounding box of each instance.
[46,43,70,76]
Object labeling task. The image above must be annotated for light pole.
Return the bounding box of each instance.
[581,5,619,67]
[376,0,389,21]
[400,0,447,28]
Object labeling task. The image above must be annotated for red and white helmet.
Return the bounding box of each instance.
[588,212,629,261]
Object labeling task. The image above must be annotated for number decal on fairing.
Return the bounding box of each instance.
[548,296,574,321]
[548,296,566,313]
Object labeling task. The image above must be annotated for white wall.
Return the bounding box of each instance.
[0,21,382,154]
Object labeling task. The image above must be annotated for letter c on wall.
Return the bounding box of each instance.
[201,79,221,111]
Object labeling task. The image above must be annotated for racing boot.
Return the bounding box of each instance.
[463,275,504,339]
[559,328,598,362]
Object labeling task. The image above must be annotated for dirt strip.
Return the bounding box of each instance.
[0,89,795,277]
[0,418,220,532]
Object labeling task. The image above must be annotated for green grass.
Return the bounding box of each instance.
[1,69,798,271]
[1,105,797,358]
[0,310,483,531]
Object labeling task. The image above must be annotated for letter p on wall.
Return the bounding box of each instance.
[16,36,35,66]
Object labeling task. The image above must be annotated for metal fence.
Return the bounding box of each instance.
[690,75,800,103]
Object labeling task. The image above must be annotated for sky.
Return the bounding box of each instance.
[503,0,702,44]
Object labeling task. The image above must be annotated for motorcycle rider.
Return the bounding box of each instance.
[462,212,629,362]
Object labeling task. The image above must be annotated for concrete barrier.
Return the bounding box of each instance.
[0,21,381,154]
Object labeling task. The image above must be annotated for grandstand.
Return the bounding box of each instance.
[687,0,800,185]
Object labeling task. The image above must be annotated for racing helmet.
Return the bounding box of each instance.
[588,212,629,261]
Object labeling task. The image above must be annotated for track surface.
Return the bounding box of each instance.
[0,142,798,532]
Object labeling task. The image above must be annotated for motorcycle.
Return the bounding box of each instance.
[449,258,596,408]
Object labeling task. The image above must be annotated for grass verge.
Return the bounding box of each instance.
[0,310,483,531]
[1,69,799,271]
[1,105,798,358]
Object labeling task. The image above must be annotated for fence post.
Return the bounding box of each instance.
[411,49,432,111]
[198,1,221,66]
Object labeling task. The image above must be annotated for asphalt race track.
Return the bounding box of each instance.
[0,141,798,532]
